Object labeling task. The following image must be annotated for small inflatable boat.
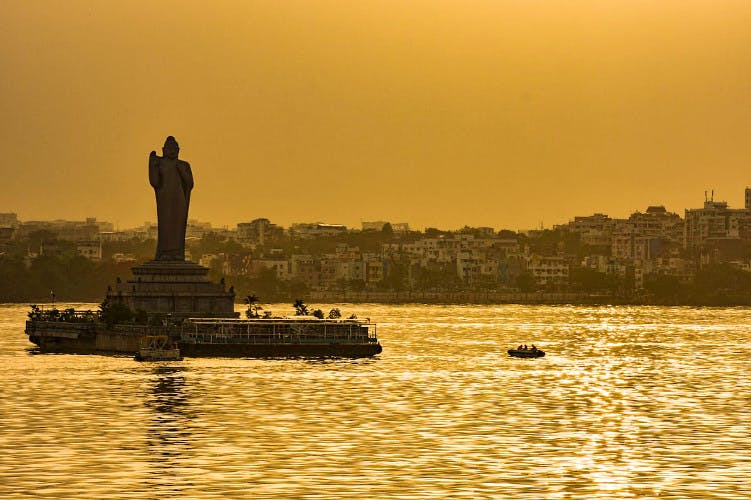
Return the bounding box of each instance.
[508,348,545,358]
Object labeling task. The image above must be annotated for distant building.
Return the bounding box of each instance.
[582,255,627,277]
[362,221,389,231]
[0,213,19,227]
[612,232,663,261]
[338,260,365,282]
[642,254,695,283]
[319,258,340,289]
[290,223,347,239]
[563,206,682,258]
[77,240,102,261]
[237,218,283,245]
[366,260,385,284]
[491,239,521,257]
[623,206,683,244]
[290,254,319,289]
[362,221,411,233]
[111,253,137,264]
[684,194,751,248]
[334,243,361,260]
[99,231,140,242]
[86,217,114,233]
[199,254,220,269]
[456,250,481,283]
[526,255,569,285]
[562,213,613,246]
[459,226,495,237]
[15,217,113,241]
[222,254,245,276]
[249,258,290,280]
[38,241,62,257]
[186,219,215,239]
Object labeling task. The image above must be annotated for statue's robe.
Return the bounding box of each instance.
[150,158,193,261]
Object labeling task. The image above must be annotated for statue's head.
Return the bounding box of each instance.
[162,136,180,160]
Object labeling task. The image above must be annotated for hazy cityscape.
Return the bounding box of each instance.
[4,186,751,304]
[4,1,751,498]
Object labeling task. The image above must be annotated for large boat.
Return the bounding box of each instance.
[179,317,381,357]
[26,314,382,358]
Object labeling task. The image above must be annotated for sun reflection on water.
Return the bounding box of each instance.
[1,304,750,498]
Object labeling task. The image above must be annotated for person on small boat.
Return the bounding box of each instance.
[518,345,524,350]
[523,344,528,350]
[531,344,537,351]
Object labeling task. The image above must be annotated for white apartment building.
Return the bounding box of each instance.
[526,255,569,285]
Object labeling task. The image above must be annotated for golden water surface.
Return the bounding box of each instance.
[1,303,749,499]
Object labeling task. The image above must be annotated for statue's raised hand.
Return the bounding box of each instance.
[148,150,161,190]
[149,150,160,169]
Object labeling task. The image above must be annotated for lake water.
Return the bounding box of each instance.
[1,303,749,499]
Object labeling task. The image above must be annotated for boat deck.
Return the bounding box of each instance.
[181,318,378,345]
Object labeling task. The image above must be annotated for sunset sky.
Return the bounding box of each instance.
[2,1,751,231]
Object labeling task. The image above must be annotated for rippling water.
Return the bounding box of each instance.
[1,303,750,499]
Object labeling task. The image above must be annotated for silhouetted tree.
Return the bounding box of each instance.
[293,299,309,316]
[244,294,262,318]
[99,298,133,326]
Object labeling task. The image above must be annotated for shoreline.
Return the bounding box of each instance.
[304,291,751,307]
[6,292,751,308]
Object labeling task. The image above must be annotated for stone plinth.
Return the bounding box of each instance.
[107,260,236,319]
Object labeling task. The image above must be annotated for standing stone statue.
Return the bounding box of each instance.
[149,136,194,261]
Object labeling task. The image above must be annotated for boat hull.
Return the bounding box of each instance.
[26,320,382,359]
[180,342,382,358]
[135,349,183,361]
[507,349,545,358]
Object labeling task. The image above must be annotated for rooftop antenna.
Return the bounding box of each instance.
[711,189,714,201]
[705,190,707,202]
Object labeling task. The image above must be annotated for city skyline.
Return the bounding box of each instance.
[1,185,747,233]
[3,2,751,230]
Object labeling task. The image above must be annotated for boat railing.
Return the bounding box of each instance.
[28,305,98,323]
[114,324,172,336]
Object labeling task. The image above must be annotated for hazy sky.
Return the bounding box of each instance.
[2,1,751,230]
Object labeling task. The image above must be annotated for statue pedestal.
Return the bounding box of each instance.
[108,260,237,319]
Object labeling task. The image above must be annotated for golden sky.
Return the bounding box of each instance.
[2,1,751,230]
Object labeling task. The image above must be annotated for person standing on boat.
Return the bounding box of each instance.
[149,136,194,261]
